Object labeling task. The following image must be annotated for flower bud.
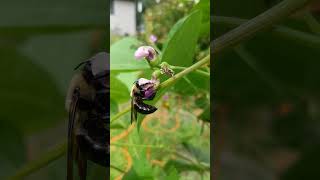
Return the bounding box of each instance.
[134,46,157,61]
[149,35,158,43]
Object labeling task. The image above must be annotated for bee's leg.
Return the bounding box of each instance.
[77,149,87,180]
[67,89,80,180]
[131,98,137,124]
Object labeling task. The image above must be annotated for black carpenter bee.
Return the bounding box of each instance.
[130,78,158,123]
[65,52,109,180]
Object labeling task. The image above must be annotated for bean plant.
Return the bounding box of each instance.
[110,0,210,179]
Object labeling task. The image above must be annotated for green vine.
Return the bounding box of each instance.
[214,15,320,48]
[6,142,67,180]
[213,0,311,54]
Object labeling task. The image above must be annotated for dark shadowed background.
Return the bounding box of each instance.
[0,0,108,179]
[213,0,320,179]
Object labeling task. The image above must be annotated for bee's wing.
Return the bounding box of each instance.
[131,97,137,124]
[77,149,87,180]
[131,98,133,124]
[67,89,80,180]
[91,52,109,78]
[134,107,137,124]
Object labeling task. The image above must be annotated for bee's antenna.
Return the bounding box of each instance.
[74,61,90,70]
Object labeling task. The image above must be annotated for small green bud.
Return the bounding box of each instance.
[160,62,174,77]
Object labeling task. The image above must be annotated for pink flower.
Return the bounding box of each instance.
[149,35,158,43]
[162,94,169,101]
[134,46,156,61]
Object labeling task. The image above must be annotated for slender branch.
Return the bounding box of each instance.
[213,15,320,48]
[160,55,210,89]
[233,45,284,93]
[111,142,164,149]
[111,106,131,123]
[170,151,210,172]
[213,0,311,54]
[110,165,125,173]
[171,65,210,77]
[302,11,320,34]
[7,142,67,180]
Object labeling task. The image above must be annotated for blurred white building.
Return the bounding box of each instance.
[110,0,136,35]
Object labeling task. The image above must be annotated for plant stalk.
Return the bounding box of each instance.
[7,142,67,180]
[213,0,311,54]
[171,65,210,77]
[159,55,210,89]
[213,15,320,48]
[111,106,131,123]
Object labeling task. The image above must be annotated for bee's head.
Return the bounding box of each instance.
[131,78,157,100]
[130,82,140,98]
[68,52,109,113]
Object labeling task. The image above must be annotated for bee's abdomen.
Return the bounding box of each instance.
[134,98,157,114]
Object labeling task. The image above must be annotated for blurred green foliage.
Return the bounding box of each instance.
[143,0,195,44]
[143,0,210,61]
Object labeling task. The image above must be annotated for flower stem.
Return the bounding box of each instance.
[171,65,210,77]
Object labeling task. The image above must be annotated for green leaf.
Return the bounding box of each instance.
[19,31,95,94]
[182,142,210,164]
[126,130,154,179]
[172,71,210,95]
[0,47,64,134]
[111,74,130,104]
[0,0,107,28]
[110,99,119,116]
[164,159,202,173]
[167,166,179,180]
[0,122,25,179]
[111,37,149,72]
[192,0,210,22]
[199,105,210,123]
[195,94,210,122]
[192,0,210,37]
[160,10,206,96]
[122,167,141,180]
[162,10,202,67]
[117,72,140,90]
